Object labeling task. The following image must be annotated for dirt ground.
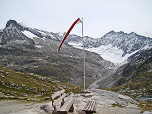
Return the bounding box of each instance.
[0,88,142,114]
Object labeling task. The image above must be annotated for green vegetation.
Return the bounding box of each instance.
[0,66,83,102]
[108,69,152,98]
[106,54,152,112]
[138,100,152,113]
[108,71,152,112]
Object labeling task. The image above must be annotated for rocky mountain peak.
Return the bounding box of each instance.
[108,30,115,34]
[5,19,18,28]
[129,31,136,34]
[0,19,35,48]
[65,30,152,65]
[1,19,152,66]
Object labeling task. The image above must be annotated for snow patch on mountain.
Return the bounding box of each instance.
[68,41,128,65]
[66,31,152,66]
[68,41,147,66]
[68,41,83,49]
[86,44,127,66]
[35,29,56,39]
[58,32,64,37]
[35,45,43,48]
[22,30,37,39]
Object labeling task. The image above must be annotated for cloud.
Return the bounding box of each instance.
[0,0,152,38]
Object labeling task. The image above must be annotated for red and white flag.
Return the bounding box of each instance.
[58,18,82,51]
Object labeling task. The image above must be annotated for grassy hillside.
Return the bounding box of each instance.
[108,69,152,113]
[0,66,82,101]
[108,55,152,97]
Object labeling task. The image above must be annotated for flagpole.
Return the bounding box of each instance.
[82,18,85,93]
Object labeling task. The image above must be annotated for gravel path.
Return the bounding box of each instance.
[0,89,142,114]
[0,100,47,114]
[88,77,103,89]
[73,89,141,114]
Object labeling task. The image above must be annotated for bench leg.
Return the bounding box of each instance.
[61,101,65,107]
[52,111,58,114]
[69,104,74,112]
[52,106,58,114]
[84,111,94,114]
[61,98,65,107]
[57,112,67,114]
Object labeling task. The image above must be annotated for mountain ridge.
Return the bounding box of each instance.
[0,19,116,88]
[2,19,151,66]
[99,48,152,98]
[1,19,152,89]
[66,30,152,65]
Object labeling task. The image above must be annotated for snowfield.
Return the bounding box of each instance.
[87,44,126,66]
[22,30,37,39]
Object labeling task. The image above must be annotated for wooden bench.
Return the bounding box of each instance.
[82,101,97,114]
[57,94,75,114]
[51,89,75,114]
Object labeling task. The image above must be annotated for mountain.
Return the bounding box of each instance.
[0,20,34,48]
[1,19,151,90]
[65,30,152,66]
[99,48,152,98]
[0,19,115,88]
[2,20,151,66]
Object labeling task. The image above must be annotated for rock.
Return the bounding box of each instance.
[40,102,53,114]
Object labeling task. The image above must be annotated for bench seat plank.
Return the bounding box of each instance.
[51,89,65,100]
[57,98,75,113]
[82,101,97,113]
[53,93,66,106]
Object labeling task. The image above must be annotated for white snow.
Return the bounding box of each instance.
[42,37,47,41]
[35,45,43,48]
[36,29,56,39]
[58,32,64,37]
[68,41,83,49]
[86,44,128,66]
[86,44,145,66]
[22,30,37,39]
[68,42,144,66]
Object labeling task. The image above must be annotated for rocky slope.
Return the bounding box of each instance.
[99,48,152,98]
[1,20,152,67]
[0,20,34,47]
[0,19,115,87]
[1,19,151,93]
[67,31,152,65]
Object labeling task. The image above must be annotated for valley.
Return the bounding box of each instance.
[0,19,152,113]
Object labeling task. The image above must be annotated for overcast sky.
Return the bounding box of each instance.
[0,0,152,38]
